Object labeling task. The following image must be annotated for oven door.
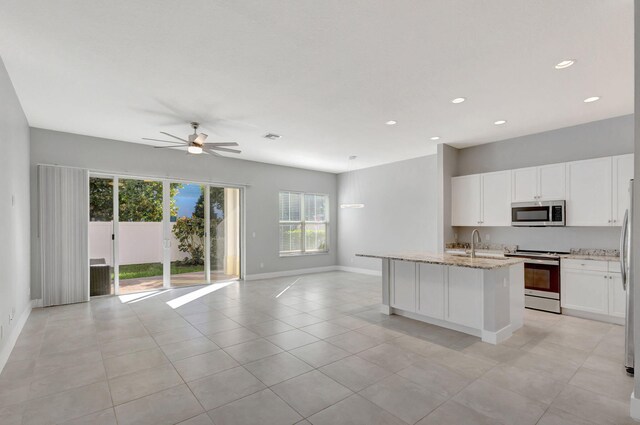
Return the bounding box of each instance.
[524,259,560,299]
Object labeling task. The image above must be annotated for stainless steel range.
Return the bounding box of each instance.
[506,250,567,313]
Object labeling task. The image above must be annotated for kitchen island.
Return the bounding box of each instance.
[357,252,525,344]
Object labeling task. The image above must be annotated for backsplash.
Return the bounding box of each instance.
[570,248,620,257]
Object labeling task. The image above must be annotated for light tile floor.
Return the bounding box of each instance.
[0,271,634,425]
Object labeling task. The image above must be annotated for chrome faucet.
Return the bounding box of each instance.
[470,229,482,258]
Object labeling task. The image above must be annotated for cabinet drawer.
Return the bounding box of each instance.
[561,258,608,272]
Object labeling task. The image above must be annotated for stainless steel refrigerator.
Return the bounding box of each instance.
[622,179,634,376]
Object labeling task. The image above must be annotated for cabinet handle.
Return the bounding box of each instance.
[608,220,612,223]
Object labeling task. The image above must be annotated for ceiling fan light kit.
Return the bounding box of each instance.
[143,121,241,156]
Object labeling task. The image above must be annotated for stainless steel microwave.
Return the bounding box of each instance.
[511,200,565,227]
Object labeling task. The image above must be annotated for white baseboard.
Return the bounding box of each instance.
[630,392,640,420]
[0,302,32,375]
[245,265,384,281]
[482,324,513,345]
[244,266,339,281]
[336,266,382,276]
[562,308,625,326]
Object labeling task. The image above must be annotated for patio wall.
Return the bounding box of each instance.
[89,222,190,265]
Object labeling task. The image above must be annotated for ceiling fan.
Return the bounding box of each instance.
[142,122,241,156]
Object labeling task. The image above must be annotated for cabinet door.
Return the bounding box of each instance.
[512,167,537,202]
[613,154,634,226]
[566,157,612,226]
[481,171,511,226]
[538,163,566,201]
[417,264,444,319]
[447,267,483,329]
[391,261,416,312]
[561,269,608,314]
[609,273,626,318]
[451,175,481,226]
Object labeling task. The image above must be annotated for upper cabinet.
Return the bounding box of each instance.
[451,174,481,226]
[512,163,565,202]
[451,171,510,227]
[613,154,634,225]
[451,153,633,227]
[566,157,612,226]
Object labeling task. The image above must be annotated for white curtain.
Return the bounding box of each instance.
[39,165,89,306]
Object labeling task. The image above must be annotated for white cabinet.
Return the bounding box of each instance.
[481,171,511,227]
[609,273,626,319]
[417,263,445,319]
[447,267,483,329]
[561,260,626,322]
[566,157,612,226]
[561,269,609,315]
[538,164,566,200]
[451,171,510,227]
[451,175,481,227]
[512,163,565,202]
[391,261,416,312]
[512,167,538,202]
[613,154,634,225]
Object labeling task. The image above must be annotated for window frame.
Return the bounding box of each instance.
[279,191,330,256]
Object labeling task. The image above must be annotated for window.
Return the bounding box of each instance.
[279,191,329,255]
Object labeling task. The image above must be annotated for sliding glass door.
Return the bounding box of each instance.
[169,183,206,287]
[89,177,115,296]
[117,178,165,294]
[89,174,241,296]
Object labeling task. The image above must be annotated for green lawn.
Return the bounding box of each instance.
[117,263,203,280]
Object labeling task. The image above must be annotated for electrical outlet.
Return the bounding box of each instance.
[485,234,491,241]
[260,262,264,268]
[350,257,355,263]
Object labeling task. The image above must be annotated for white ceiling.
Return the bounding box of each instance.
[0,1,633,173]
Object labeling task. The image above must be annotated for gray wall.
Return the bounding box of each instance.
[456,115,634,176]
[452,115,634,251]
[30,129,338,298]
[0,58,31,360]
[337,155,438,271]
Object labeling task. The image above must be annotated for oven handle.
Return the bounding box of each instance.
[523,259,560,266]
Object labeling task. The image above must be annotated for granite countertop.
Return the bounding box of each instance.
[561,248,620,262]
[560,254,620,262]
[356,252,524,270]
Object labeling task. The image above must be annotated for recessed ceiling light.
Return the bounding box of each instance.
[555,60,575,69]
[494,120,507,125]
[430,136,440,141]
[385,120,397,125]
[451,97,466,104]
[583,96,600,103]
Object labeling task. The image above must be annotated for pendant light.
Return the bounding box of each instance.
[340,155,365,209]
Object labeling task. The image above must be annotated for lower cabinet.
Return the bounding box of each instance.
[561,260,626,321]
[391,261,416,312]
[609,273,626,318]
[417,263,444,319]
[447,267,483,329]
[561,269,608,315]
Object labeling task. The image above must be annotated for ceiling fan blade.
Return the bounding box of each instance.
[203,142,239,147]
[203,148,222,157]
[208,146,241,154]
[142,137,185,144]
[160,132,189,143]
[154,145,187,149]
